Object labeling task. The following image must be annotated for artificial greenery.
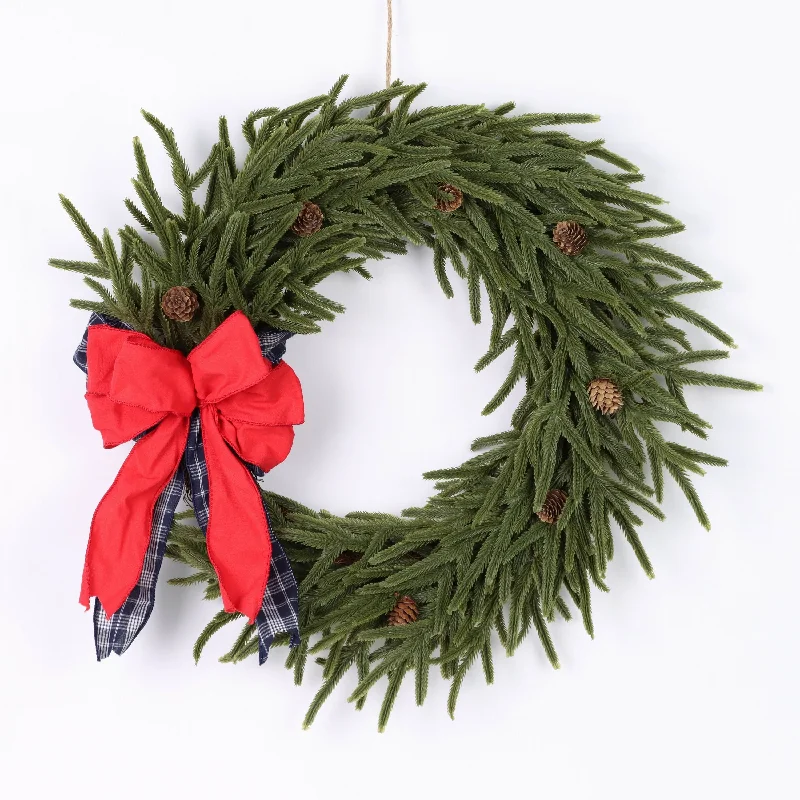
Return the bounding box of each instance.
[53,77,760,730]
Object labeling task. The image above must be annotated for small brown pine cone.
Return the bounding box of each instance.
[588,377,624,415]
[161,286,199,322]
[552,220,589,256]
[537,490,568,524]
[291,201,324,236]
[435,183,463,213]
[387,594,419,626]
[333,551,362,566]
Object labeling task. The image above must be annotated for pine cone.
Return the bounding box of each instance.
[387,594,419,626]
[291,201,324,236]
[552,220,588,256]
[334,551,362,566]
[435,183,463,213]
[161,286,199,322]
[588,377,624,415]
[537,490,568,524]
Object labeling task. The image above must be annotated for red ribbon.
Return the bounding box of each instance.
[81,311,304,622]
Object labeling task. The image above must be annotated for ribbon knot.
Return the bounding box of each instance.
[81,311,304,623]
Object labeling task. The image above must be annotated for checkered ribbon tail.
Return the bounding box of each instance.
[75,314,301,663]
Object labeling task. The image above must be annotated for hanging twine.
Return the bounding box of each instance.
[385,0,393,88]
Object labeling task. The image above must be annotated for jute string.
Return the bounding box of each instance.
[386,0,393,88]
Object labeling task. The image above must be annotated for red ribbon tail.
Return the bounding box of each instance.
[80,416,189,617]
[201,406,272,623]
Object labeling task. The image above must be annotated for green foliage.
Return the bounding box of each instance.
[55,77,760,730]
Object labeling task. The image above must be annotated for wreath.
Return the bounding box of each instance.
[53,77,760,730]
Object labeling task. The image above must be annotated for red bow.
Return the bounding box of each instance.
[81,311,304,622]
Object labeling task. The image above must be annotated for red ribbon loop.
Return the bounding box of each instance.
[80,312,304,622]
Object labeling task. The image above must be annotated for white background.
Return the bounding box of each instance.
[1,1,797,797]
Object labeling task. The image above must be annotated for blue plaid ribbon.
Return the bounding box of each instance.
[75,314,300,663]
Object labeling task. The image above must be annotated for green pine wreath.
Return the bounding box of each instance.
[52,77,760,730]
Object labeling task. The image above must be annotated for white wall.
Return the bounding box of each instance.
[1,1,796,798]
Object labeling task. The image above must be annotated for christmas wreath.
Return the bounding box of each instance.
[53,77,760,730]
